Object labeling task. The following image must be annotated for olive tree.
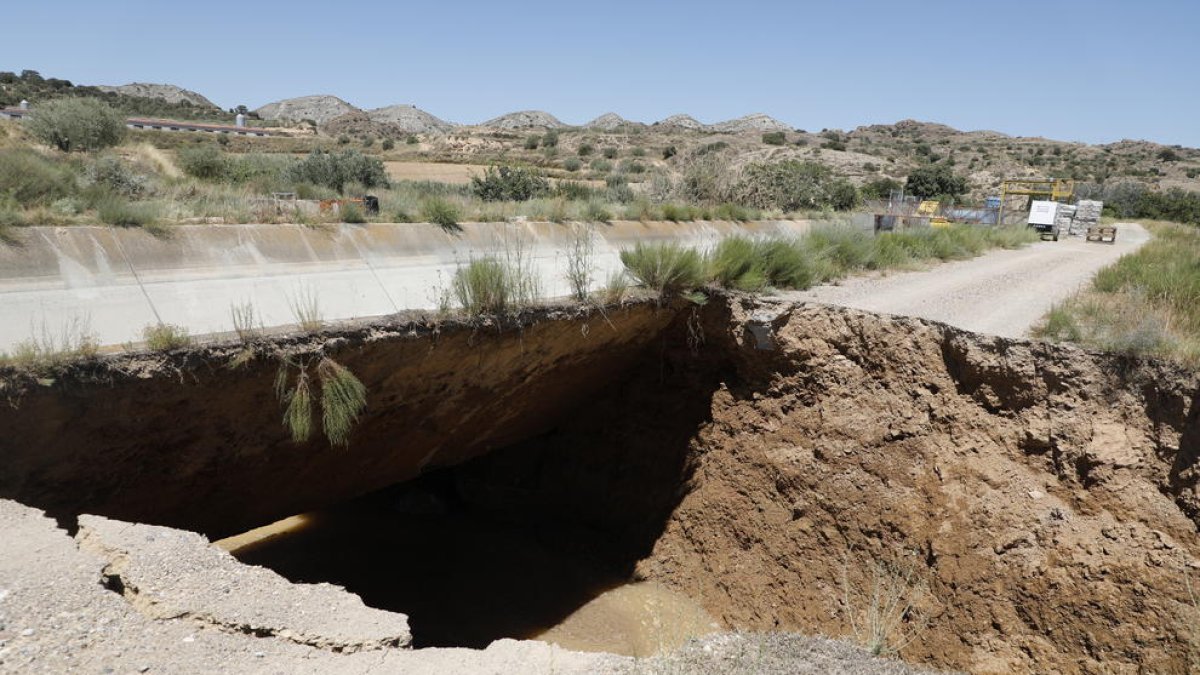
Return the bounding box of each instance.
[26,97,125,152]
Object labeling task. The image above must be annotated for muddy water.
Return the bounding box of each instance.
[215,488,717,655]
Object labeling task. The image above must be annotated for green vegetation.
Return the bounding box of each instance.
[0,70,232,123]
[421,197,460,228]
[2,316,98,370]
[286,150,389,194]
[26,98,125,152]
[274,356,367,447]
[451,253,539,316]
[762,131,787,146]
[904,164,968,201]
[734,160,859,211]
[317,357,368,447]
[1036,222,1200,363]
[470,165,550,202]
[619,242,706,298]
[142,323,191,351]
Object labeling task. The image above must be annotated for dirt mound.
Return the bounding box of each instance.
[255,95,359,125]
[481,110,566,129]
[95,82,219,109]
[710,113,791,133]
[367,104,455,134]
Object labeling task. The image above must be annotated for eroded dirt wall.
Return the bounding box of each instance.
[0,303,678,537]
[457,298,1200,674]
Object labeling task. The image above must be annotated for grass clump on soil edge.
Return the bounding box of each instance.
[1035,221,1200,364]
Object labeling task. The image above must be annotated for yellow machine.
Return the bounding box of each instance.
[997,178,1075,226]
[917,200,951,227]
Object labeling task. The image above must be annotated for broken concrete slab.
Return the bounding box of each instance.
[75,513,411,652]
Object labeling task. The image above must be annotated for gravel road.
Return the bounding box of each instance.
[784,223,1149,339]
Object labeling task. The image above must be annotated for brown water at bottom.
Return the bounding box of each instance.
[214,489,716,656]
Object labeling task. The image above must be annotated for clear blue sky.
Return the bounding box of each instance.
[6,0,1197,146]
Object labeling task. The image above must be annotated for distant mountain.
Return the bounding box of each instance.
[94,83,219,110]
[710,113,791,133]
[367,104,455,134]
[653,114,708,131]
[480,110,566,129]
[585,112,643,131]
[254,95,359,125]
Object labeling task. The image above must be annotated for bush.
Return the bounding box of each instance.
[734,160,837,211]
[339,201,366,223]
[905,164,968,200]
[142,323,190,351]
[178,145,228,181]
[523,135,540,150]
[583,200,612,223]
[710,236,815,291]
[470,165,550,201]
[662,145,677,160]
[287,150,389,194]
[452,256,535,316]
[762,131,787,146]
[85,156,148,197]
[602,147,618,159]
[542,130,559,148]
[577,143,594,157]
[0,148,75,205]
[26,98,125,152]
[381,138,395,151]
[861,177,903,200]
[630,147,646,158]
[406,135,419,145]
[563,157,582,172]
[421,197,460,227]
[97,197,159,228]
[589,159,612,173]
[619,242,705,297]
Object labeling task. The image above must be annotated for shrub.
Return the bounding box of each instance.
[406,135,419,145]
[0,148,75,205]
[827,179,860,211]
[421,197,460,227]
[85,156,148,197]
[381,138,395,151]
[523,135,540,150]
[564,224,595,301]
[178,145,229,181]
[583,200,612,223]
[452,256,535,315]
[762,131,787,146]
[142,323,191,351]
[577,143,594,157]
[619,242,705,297]
[554,181,596,201]
[97,197,159,228]
[317,358,368,447]
[542,130,559,148]
[630,147,646,158]
[821,140,847,151]
[589,159,612,173]
[470,165,550,201]
[861,177,903,200]
[602,147,618,159]
[734,160,836,211]
[662,146,677,160]
[563,157,582,172]
[905,164,969,200]
[287,150,389,193]
[339,201,366,223]
[26,97,125,152]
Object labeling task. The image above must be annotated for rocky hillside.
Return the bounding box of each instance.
[95,83,219,110]
[254,95,359,125]
[653,114,708,131]
[585,112,642,131]
[710,113,791,133]
[367,105,455,134]
[480,110,566,129]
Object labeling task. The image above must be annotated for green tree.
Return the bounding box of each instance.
[26,98,125,152]
[905,165,968,200]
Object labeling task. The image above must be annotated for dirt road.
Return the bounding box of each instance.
[785,223,1149,338]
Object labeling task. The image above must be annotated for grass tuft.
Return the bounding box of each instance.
[142,323,190,351]
[317,357,367,447]
[619,242,705,298]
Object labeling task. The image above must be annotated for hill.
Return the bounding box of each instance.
[254,95,359,125]
[94,83,219,110]
[367,105,454,134]
[480,110,566,129]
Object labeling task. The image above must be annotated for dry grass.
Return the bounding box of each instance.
[1,315,99,370]
[841,554,932,657]
[142,323,191,351]
[1035,221,1200,364]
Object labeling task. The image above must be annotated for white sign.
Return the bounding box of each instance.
[1028,200,1058,226]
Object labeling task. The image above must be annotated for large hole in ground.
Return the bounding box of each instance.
[217,328,729,656]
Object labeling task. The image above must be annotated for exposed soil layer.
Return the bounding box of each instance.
[455,298,1200,673]
[0,302,676,536]
[3,296,1200,673]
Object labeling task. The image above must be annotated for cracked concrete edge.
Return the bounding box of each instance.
[74,513,411,652]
